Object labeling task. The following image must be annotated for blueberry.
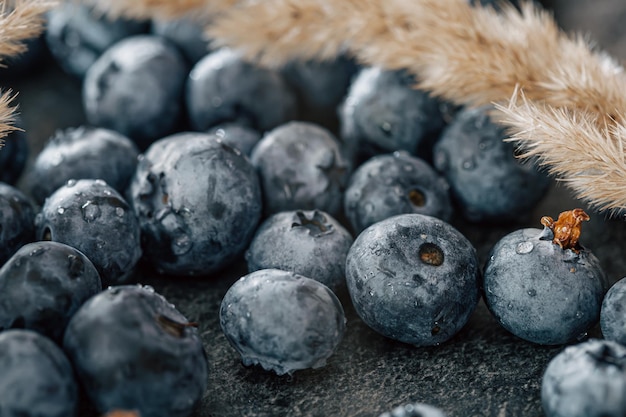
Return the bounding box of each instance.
[251,121,349,217]
[280,56,358,126]
[63,285,208,417]
[378,403,449,417]
[186,48,298,132]
[339,67,446,165]
[128,132,262,276]
[0,182,36,265]
[0,329,78,417]
[35,179,142,286]
[344,151,453,234]
[220,268,346,375]
[541,339,626,417]
[210,122,262,156]
[433,105,551,223]
[83,34,189,149]
[345,213,481,346]
[152,17,211,65]
[0,241,101,342]
[601,277,626,345]
[482,225,607,345]
[0,116,29,185]
[46,3,149,78]
[25,126,139,205]
[245,209,354,292]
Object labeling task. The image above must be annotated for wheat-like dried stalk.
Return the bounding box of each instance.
[80,0,626,210]
[0,0,55,142]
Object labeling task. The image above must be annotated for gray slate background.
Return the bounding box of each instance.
[4,1,626,416]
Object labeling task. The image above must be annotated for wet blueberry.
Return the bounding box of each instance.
[344,151,453,234]
[0,182,36,265]
[63,285,208,417]
[210,122,262,156]
[339,67,446,165]
[83,34,189,149]
[46,3,149,78]
[0,116,28,185]
[345,213,481,346]
[0,241,101,343]
[186,48,298,132]
[245,209,354,292]
[378,403,449,417]
[0,329,78,417]
[433,105,551,223]
[601,277,626,346]
[482,212,608,345]
[220,268,346,375]
[251,121,349,217]
[25,126,139,205]
[128,132,262,276]
[35,179,142,286]
[541,339,626,417]
[280,56,358,126]
[152,16,211,65]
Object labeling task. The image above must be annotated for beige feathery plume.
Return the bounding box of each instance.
[495,90,626,212]
[0,0,55,143]
[76,0,626,210]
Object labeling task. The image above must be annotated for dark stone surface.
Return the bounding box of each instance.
[4,2,626,416]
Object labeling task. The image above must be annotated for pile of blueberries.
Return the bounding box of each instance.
[0,2,625,417]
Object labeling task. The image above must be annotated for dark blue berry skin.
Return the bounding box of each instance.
[345,213,481,346]
[25,126,139,205]
[378,403,449,417]
[0,241,101,343]
[433,105,551,223]
[344,151,453,234]
[0,329,78,417]
[601,277,626,345]
[46,3,149,78]
[35,179,142,286]
[339,67,446,165]
[251,121,349,217]
[63,285,208,417]
[83,34,189,149]
[0,182,36,265]
[128,132,262,276]
[210,122,262,156]
[245,209,354,292]
[220,268,346,375]
[186,48,298,132]
[541,339,626,417]
[0,117,28,185]
[482,227,608,345]
[152,17,211,65]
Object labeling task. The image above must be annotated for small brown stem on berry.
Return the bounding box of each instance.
[540,208,590,253]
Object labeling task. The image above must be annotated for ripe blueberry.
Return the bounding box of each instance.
[601,277,626,346]
[245,209,354,292]
[345,213,481,346]
[220,268,346,375]
[0,241,101,343]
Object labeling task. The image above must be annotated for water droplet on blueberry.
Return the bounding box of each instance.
[515,241,534,254]
[115,207,125,217]
[66,179,76,187]
[527,288,537,297]
[57,207,65,215]
[171,234,193,255]
[462,157,476,170]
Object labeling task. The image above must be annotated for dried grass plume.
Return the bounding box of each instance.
[0,0,55,143]
[81,0,626,211]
